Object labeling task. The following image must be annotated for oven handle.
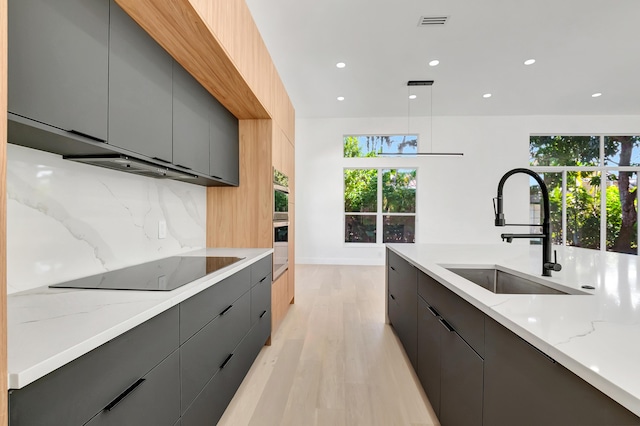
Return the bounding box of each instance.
[273,221,289,228]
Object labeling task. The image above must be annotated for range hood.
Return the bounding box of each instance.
[7,112,231,187]
[64,154,197,180]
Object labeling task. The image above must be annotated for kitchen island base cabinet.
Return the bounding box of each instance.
[387,250,418,368]
[483,316,640,426]
[417,297,441,418]
[416,283,483,426]
[439,328,483,426]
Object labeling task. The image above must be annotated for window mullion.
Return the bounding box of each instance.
[562,170,567,246]
[377,169,383,244]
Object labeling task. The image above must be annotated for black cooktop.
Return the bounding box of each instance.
[49,256,244,291]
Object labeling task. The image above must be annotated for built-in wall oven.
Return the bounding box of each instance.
[273,168,289,279]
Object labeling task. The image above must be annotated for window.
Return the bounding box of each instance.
[344,168,416,244]
[344,135,417,158]
[530,135,639,254]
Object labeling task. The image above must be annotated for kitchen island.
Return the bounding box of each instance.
[387,243,640,423]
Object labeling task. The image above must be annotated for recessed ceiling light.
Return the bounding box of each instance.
[336,62,346,69]
[429,59,440,67]
[483,93,492,98]
[592,92,602,98]
[409,94,417,99]
[524,59,536,65]
[337,96,345,101]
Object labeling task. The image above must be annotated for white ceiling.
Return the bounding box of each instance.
[245,0,640,119]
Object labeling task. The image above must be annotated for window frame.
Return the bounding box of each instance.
[530,134,639,253]
[343,167,418,246]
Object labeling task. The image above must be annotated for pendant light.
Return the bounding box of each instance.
[380,80,463,157]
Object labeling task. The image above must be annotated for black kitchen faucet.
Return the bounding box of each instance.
[493,168,562,277]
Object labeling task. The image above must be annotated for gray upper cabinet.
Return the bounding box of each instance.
[209,96,239,185]
[8,0,109,141]
[108,0,173,163]
[172,61,211,175]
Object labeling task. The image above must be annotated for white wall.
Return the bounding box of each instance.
[7,144,207,294]
[295,115,640,265]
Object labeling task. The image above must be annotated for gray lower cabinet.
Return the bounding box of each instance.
[484,316,639,426]
[417,297,441,418]
[9,255,273,426]
[8,0,108,141]
[181,309,271,426]
[108,0,173,162]
[417,290,483,426]
[9,306,180,426]
[180,291,251,411]
[172,61,212,175]
[387,250,418,367]
[439,324,483,426]
[84,350,180,426]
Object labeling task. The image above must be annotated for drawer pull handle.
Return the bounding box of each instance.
[220,353,234,369]
[390,266,396,271]
[259,310,267,318]
[390,294,396,301]
[103,378,146,412]
[259,276,268,283]
[439,318,455,333]
[220,305,233,316]
[427,306,439,317]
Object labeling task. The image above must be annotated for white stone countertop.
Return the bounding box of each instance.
[7,248,273,389]
[386,243,640,418]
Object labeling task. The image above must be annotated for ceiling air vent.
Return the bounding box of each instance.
[418,16,448,26]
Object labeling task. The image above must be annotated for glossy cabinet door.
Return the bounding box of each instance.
[209,95,239,185]
[8,0,108,141]
[172,61,211,175]
[108,0,173,162]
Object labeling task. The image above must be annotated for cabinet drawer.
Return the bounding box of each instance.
[84,349,180,426]
[418,271,485,357]
[180,267,251,344]
[181,310,271,426]
[251,273,271,325]
[387,252,417,309]
[9,306,179,426]
[251,255,272,287]
[180,291,251,412]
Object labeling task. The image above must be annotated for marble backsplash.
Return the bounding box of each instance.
[6,144,207,294]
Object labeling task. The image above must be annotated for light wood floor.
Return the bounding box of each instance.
[218,264,440,426]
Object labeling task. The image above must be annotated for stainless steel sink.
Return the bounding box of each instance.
[445,267,587,295]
